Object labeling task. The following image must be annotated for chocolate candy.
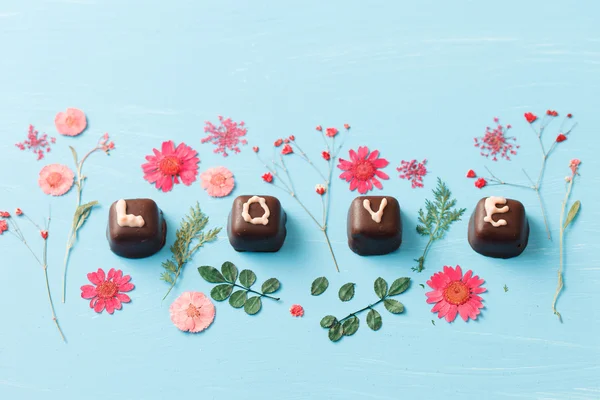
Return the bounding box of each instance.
[227,195,287,252]
[468,196,529,258]
[347,196,402,256]
[107,199,167,258]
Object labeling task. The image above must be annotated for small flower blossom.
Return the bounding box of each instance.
[546,110,558,117]
[0,211,10,218]
[281,144,293,155]
[200,166,235,198]
[81,268,134,314]
[141,141,200,192]
[290,304,304,317]
[288,135,295,141]
[565,176,572,183]
[325,127,339,137]
[474,177,487,189]
[262,172,273,183]
[474,118,518,161]
[315,184,326,195]
[15,125,56,161]
[170,291,215,333]
[0,220,8,235]
[466,169,476,178]
[567,113,573,118]
[397,159,427,188]
[201,116,248,157]
[338,146,390,194]
[569,159,581,175]
[322,151,331,161]
[344,123,350,130]
[524,112,537,124]
[556,133,567,143]
[40,230,48,240]
[253,146,259,152]
[15,208,23,216]
[316,125,322,132]
[38,164,75,196]
[55,108,87,136]
[274,138,283,147]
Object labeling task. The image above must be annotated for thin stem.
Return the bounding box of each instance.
[322,229,340,272]
[232,283,280,301]
[291,141,328,183]
[278,155,296,194]
[535,189,551,240]
[552,177,575,321]
[162,267,182,301]
[42,213,66,341]
[339,298,385,323]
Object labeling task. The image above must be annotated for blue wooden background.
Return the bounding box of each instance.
[1,1,598,399]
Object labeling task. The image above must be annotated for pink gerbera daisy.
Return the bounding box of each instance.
[142,140,200,192]
[81,268,134,314]
[55,107,87,136]
[200,166,235,197]
[337,146,389,194]
[426,265,486,322]
[169,291,215,333]
[38,163,75,196]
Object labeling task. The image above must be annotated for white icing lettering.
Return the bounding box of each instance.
[483,196,509,227]
[363,198,388,223]
[242,196,270,225]
[116,199,145,228]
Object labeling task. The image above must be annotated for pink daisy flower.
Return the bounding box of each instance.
[290,304,304,317]
[81,268,134,314]
[38,164,75,196]
[200,166,235,198]
[142,140,200,192]
[337,146,389,194]
[55,107,87,136]
[169,291,215,333]
[426,265,486,322]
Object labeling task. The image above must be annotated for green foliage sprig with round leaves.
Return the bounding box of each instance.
[198,262,281,315]
[320,277,411,342]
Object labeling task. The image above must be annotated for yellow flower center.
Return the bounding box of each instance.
[443,281,470,305]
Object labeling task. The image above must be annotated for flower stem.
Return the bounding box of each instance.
[42,214,66,342]
[339,298,385,323]
[322,228,340,272]
[232,283,280,301]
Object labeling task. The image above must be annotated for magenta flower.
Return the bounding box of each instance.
[202,116,248,157]
[337,146,389,194]
[81,268,134,314]
[142,141,199,192]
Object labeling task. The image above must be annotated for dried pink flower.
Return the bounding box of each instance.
[397,159,427,188]
[15,125,56,161]
[290,304,304,317]
[38,164,75,196]
[142,141,200,192]
[55,108,87,136]
[170,291,215,333]
[474,118,518,161]
[0,220,7,235]
[201,116,248,157]
[338,146,390,194]
[81,268,134,314]
[200,166,235,198]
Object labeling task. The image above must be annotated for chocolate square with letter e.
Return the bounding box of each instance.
[347,196,402,256]
[468,196,529,258]
[107,199,167,259]
[227,195,287,252]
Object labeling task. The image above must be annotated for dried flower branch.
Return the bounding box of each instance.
[15,125,56,160]
[474,117,518,161]
[0,209,66,341]
[62,133,115,303]
[552,159,582,321]
[473,111,577,240]
[201,116,248,156]
[254,124,350,272]
[414,178,466,272]
[161,202,221,300]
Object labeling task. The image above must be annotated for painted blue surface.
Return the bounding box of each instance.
[1,1,599,399]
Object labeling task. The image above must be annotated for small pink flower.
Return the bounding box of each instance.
[338,146,390,194]
[288,135,295,141]
[322,151,331,161]
[40,230,48,240]
[0,211,10,218]
[315,184,326,195]
[290,304,304,317]
[201,116,247,157]
[466,169,476,178]
[316,125,322,132]
[15,125,56,160]
[344,123,351,130]
[200,166,235,198]
[274,139,283,147]
[524,112,537,124]
[325,127,339,137]
[262,172,274,183]
[141,141,200,192]
[15,208,23,216]
[55,108,87,136]
[0,220,8,235]
[567,113,573,118]
[81,268,134,314]
[426,265,486,322]
[281,144,293,155]
[569,159,581,175]
[38,164,75,196]
[556,134,567,143]
[253,146,259,153]
[397,159,427,188]
[475,177,487,189]
[170,291,215,333]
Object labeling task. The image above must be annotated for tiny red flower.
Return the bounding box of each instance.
[262,172,273,183]
[281,144,293,155]
[283,139,289,144]
[274,139,283,147]
[252,146,259,153]
[0,211,10,218]
[288,135,295,141]
[474,178,487,189]
[556,133,567,143]
[546,110,558,117]
[290,304,304,317]
[524,112,537,124]
[322,151,331,161]
[315,184,326,195]
[316,125,322,132]
[0,220,7,235]
[466,169,476,178]
[40,230,49,240]
[567,113,573,118]
[325,127,339,138]
[344,123,350,130]
[15,208,23,216]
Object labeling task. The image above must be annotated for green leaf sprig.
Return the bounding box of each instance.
[161,203,221,300]
[198,262,281,315]
[320,277,411,342]
[414,178,466,272]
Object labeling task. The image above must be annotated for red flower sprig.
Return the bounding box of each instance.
[15,125,56,161]
[469,111,577,240]
[255,124,351,272]
[201,116,248,157]
[474,118,518,161]
[397,159,428,188]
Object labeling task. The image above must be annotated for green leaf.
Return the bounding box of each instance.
[69,146,79,165]
[261,278,280,294]
[210,284,233,301]
[338,282,355,302]
[388,277,411,296]
[244,296,262,315]
[221,261,238,283]
[320,315,337,328]
[342,316,360,336]
[366,309,382,331]
[374,277,388,299]
[229,290,247,308]
[198,266,227,283]
[311,276,329,296]
[239,269,257,288]
[160,271,174,284]
[328,322,343,342]
[563,200,581,229]
[384,299,404,314]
